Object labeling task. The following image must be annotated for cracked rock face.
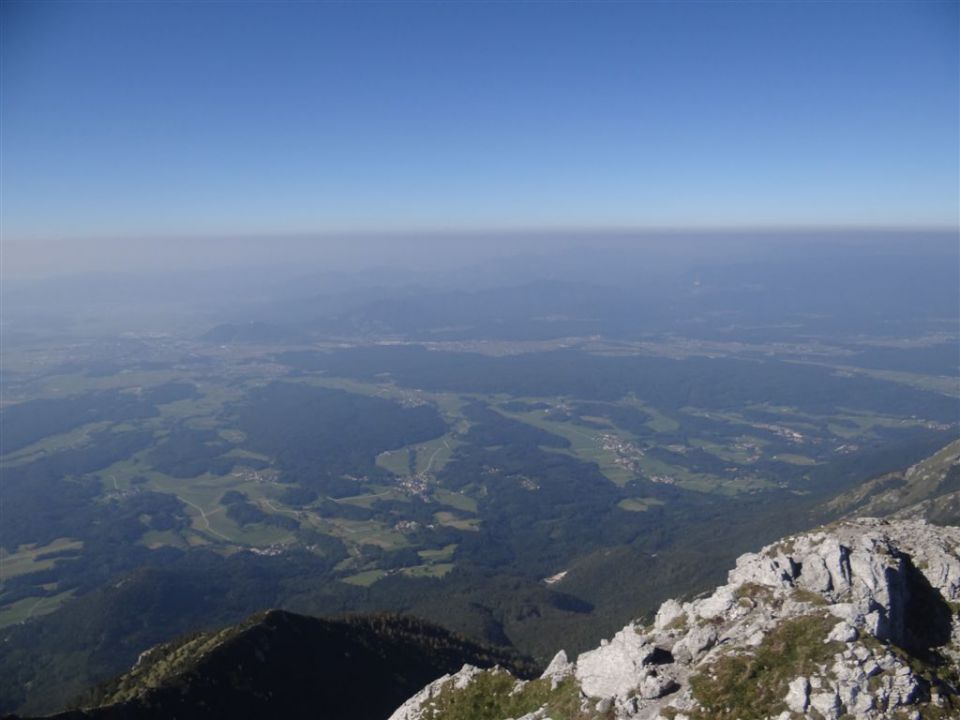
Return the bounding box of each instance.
[388,519,960,720]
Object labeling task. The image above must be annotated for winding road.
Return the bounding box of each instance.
[180,497,233,542]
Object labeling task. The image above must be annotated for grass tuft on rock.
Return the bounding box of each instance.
[688,613,843,720]
[791,588,829,606]
[419,671,610,720]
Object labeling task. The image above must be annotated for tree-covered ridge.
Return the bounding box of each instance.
[54,610,536,720]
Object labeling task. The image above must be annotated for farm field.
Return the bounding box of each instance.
[1,330,956,714]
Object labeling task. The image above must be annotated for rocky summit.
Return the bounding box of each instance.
[388,518,960,720]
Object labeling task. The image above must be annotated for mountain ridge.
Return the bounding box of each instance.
[828,439,960,525]
[19,611,534,720]
[388,518,960,720]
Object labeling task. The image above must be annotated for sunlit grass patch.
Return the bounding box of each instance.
[418,544,458,562]
[434,511,481,532]
[0,538,84,582]
[772,453,818,466]
[376,448,411,475]
[402,563,454,579]
[689,613,843,720]
[0,420,114,466]
[341,569,387,587]
[420,671,605,720]
[617,497,665,512]
[0,590,76,629]
[433,489,478,513]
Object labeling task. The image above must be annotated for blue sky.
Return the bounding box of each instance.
[2,0,958,243]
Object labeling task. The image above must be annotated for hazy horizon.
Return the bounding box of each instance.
[3,1,957,261]
[3,225,958,281]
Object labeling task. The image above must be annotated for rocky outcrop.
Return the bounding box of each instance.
[388,518,960,720]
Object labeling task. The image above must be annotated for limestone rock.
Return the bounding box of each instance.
[389,519,960,720]
[539,649,573,687]
[653,599,685,631]
[785,676,810,713]
[387,665,485,720]
[575,624,655,698]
